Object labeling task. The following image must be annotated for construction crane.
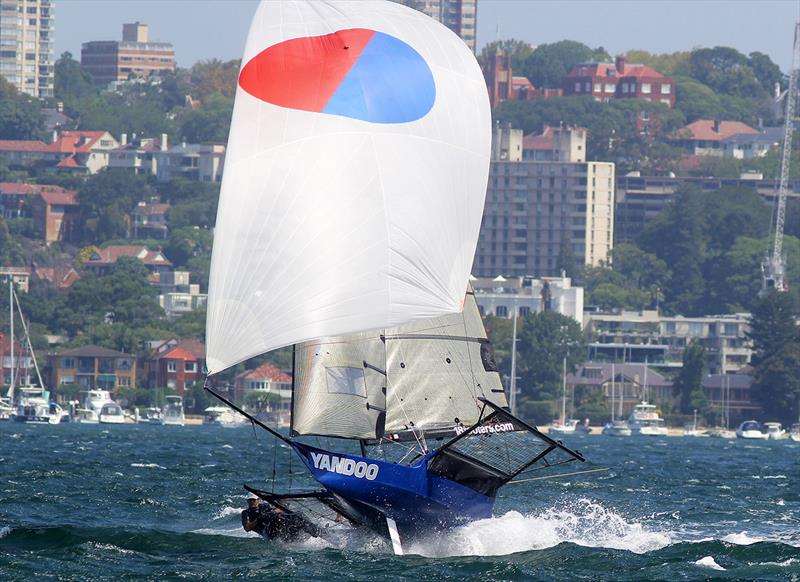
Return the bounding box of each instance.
[762,21,800,294]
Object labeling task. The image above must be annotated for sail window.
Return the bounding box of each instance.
[325,367,367,398]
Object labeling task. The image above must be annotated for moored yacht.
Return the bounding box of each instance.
[602,420,632,436]
[0,397,14,420]
[203,405,246,427]
[736,420,768,440]
[763,422,786,440]
[549,418,578,435]
[162,395,185,426]
[790,423,800,442]
[13,387,67,424]
[137,407,163,424]
[99,401,126,424]
[628,402,668,436]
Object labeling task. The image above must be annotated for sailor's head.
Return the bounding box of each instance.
[247,493,259,507]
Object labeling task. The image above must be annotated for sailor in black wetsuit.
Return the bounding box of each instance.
[241,494,313,541]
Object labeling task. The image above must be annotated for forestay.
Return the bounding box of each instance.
[291,292,507,439]
[205,0,492,373]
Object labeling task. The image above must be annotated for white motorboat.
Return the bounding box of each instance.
[763,422,786,440]
[0,397,14,420]
[736,420,768,440]
[13,387,67,424]
[203,405,247,427]
[73,408,99,424]
[137,407,163,425]
[790,423,800,442]
[549,418,578,435]
[602,420,632,436]
[628,402,668,436]
[99,402,126,424]
[162,395,185,426]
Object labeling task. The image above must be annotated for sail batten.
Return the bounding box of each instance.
[205,0,491,374]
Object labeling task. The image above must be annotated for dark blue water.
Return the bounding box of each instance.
[1,423,798,580]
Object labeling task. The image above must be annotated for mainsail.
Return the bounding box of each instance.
[291,291,507,439]
[205,0,491,374]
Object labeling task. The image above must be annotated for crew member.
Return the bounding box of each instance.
[241,493,314,541]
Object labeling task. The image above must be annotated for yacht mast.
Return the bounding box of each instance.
[509,305,518,416]
[560,357,567,424]
[8,280,13,399]
[610,363,615,422]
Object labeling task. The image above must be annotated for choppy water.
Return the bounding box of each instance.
[1,423,798,580]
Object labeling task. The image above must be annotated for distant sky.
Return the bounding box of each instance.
[55,0,800,71]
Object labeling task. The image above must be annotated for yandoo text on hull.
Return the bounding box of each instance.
[202,0,587,552]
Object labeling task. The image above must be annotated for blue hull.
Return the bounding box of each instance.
[291,442,493,536]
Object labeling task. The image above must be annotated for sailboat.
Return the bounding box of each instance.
[549,358,577,435]
[203,0,585,552]
[6,281,65,424]
[602,364,631,436]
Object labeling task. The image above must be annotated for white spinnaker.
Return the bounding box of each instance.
[205,0,491,373]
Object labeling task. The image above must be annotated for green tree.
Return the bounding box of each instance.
[54,51,97,101]
[179,92,233,143]
[748,51,783,96]
[747,291,799,366]
[639,185,707,315]
[689,46,766,98]
[517,311,586,401]
[478,39,534,72]
[520,40,594,89]
[0,77,44,140]
[673,340,707,414]
[751,341,800,425]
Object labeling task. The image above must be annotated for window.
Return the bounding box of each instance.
[61,357,75,369]
[661,84,671,94]
[167,361,177,372]
[621,83,628,94]
[574,82,581,92]
[641,83,652,94]
[688,323,704,337]
[584,82,590,92]
[325,367,366,397]
[660,98,671,106]
[495,305,508,317]
[185,361,197,373]
[604,83,615,93]
[593,83,601,93]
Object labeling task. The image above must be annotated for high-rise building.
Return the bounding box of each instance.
[0,0,55,98]
[473,125,615,278]
[393,0,477,52]
[81,22,175,86]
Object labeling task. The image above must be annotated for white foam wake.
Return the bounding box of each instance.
[406,499,671,557]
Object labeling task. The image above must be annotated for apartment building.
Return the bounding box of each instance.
[473,125,614,277]
[472,274,584,326]
[393,0,477,51]
[584,309,752,374]
[0,0,54,97]
[81,22,175,86]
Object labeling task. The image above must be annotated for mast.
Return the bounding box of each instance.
[643,358,649,402]
[509,304,518,416]
[610,363,615,422]
[8,280,13,399]
[560,357,567,424]
[14,287,44,390]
